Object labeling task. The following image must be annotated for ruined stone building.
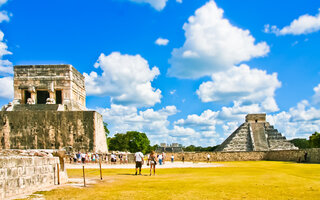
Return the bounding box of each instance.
[0,65,108,152]
[216,114,298,152]
[156,143,183,153]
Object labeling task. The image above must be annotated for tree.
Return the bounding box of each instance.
[107,131,150,154]
[126,131,150,154]
[183,145,196,152]
[183,145,220,152]
[309,132,320,148]
[108,133,129,152]
[103,122,110,137]
[289,138,310,149]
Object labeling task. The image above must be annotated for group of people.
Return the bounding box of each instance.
[109,153,128,164]
[70,152,129,164]
[134,151,175,176]
[71,152,101,164]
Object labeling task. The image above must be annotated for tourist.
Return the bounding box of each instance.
[111,153,117,164]
[162,152,166,164]
[73,153,77,163]
[134,150,144,175]
[148,151,158,176]
[207,154,211,163]
[158,153,163,165]
[110,153,114,164]
[96,153,99,163]
[81,152,86,164]
[182,154,185,163]
[76,152,81,164]
[171,154,174,163]
[92,153,96,163]
[119,154,123,164]
[304,152,308,162]
[88,152,92,163]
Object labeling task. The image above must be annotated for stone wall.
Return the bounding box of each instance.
[0,111,108,153]
[163,151,266,162]
[94,112,108,152]
[264,148,320,163]
[0,151,66,200]
[163,148,320,163]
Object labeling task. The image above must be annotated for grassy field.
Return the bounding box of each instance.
[25,161,320,200]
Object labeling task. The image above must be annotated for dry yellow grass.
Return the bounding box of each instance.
[25,161,320,200]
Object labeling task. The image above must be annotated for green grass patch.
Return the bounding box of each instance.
[24,161,320,200]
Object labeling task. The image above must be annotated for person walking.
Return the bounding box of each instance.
[162,152,166,164]
[171,154,174,163]
[119,154,123,164]
[134,150,144,175]
[148,151,158,176]
[207,154,211,163]
[158,153,163,165]
[182,154,185,163]
[81,152,86,164]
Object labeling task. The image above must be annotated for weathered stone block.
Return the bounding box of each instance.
[0,111,108,153]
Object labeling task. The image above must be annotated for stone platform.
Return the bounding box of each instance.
[0,110,108,153]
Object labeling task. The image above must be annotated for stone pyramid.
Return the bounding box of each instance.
[216,114,298,152]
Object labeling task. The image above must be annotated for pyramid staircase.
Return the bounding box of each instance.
[217,114,298,152]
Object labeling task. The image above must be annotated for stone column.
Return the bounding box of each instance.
[28,86,36,104]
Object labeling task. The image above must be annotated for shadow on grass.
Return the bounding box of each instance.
[117,173,150,176]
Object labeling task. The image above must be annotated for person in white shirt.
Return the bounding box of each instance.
[171,155,174,163]
[207,154,211,163]
[134,151,144,175]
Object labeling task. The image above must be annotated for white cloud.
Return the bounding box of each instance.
[289,100,320,122]
[197,64,281,112]
[265,9,320,35]
[267,105,320,139]
[0,11,9,23]
[129,0,168,11]
[168,0,269,79]
[99,82,320,146]
[0,0,8,7]
[222,121,239,136]
[313,83,320,105]
[96,104,178,145]
[173,109,221,146]
[176,0,182,3]
[0,60,12,74]
[0,76,13,99]
[170,125,197,137]
[155,37,169,46]
[0,30,11,57]
[0,30,13,99]
[169,89,176,95]
[84,52,161,107]
[267,85,320,139]
[175,109,219,128]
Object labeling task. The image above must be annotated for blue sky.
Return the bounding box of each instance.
[0,0,320,146]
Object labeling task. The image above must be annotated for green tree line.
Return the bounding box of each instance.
[289,132,320,149]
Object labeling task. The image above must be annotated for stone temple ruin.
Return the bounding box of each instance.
[0,64,108,152]
[216,114,298,152]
